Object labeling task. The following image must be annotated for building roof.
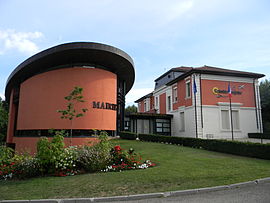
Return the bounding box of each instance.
[166,65,265,86]
[5,42,135,101]
[154,66,192,82]
[134,92,153,103]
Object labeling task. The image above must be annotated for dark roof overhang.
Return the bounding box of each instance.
[166,66,265,86]
[5,42,135,101]
[125,112,173,119]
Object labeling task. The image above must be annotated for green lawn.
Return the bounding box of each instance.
[1,139,270,200]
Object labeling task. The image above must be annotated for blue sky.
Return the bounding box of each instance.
[0,0,270,105]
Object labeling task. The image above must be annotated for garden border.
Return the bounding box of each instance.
[1,177,270,202]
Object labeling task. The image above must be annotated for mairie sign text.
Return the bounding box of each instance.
[92,101,117,111]
[212,87,242,95]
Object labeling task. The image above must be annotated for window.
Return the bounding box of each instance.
[144,101,147,112]
[221,110,240,130]
[186,80,191,98]
[155,96,159,108]
[221,110,230,130]
[173,86,178,103]
[124,121,130,131]
[179,112,185,131]
[232,110,240,130]
[167,96,171,111]
[155,119,171,135]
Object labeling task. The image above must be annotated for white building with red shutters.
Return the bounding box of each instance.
[126,66,264,139]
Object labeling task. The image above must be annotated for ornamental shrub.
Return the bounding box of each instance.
[54,147,78,176]
[119,131,137,140]
[14,156,40,179]
[0,161,16,180]
[36,130,67,174]
[0,145,14,166]
[77,131,112,172]
[105,145,155,172]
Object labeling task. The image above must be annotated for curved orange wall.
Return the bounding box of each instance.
[201,80,255,107]
[17,67,117,130]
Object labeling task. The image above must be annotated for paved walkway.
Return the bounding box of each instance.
[121,180,270,203]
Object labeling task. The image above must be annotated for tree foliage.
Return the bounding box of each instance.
[259,79,270,132]
[0,98,8,143]
[58,87,88,120]
[57,86,88,137]
[125,104,137,113]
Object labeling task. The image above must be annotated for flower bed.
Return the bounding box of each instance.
[0,131,155,180]
[103,145,155,172]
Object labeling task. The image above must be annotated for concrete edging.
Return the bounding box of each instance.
[1,177,270,203]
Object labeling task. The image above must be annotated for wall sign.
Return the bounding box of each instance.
[92,101,117,111]
[212,87,242,98]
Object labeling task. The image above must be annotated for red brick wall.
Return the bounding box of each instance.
[201,80,255,107]
[173,79,192,110]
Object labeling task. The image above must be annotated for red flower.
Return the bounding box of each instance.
[114,145,121,152]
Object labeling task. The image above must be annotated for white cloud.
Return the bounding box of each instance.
[0,29,43,55]
[126,88,153,106]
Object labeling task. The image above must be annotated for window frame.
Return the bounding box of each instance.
[155,118,171,136]
[185,80,191,99]
[173,86,178,103]
[220,108,241,131]
[179,111,185,132]
[167,96,171,112]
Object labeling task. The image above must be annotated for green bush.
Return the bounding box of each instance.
[14,156,40,179]
[0,150,41,180]
[121,133,270,160]
[36,130,67,174]
[0,145,14,166]
[54,147,78,176]
[248,133,270,139]
[119,131,137,140]
[77,131,112,172]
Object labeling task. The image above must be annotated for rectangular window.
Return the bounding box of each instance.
[232,110,240,130]
[179,112,185,131]
[167,96,171,111]
[173,86,178,103]
[221,110,230,130]
[155,96,159,108]
[124,121,130,131]
[155,119,171,135]
[186,80,191,98]
[144,101,147,112]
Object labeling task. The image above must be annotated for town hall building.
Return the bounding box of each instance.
[127,66,264,139]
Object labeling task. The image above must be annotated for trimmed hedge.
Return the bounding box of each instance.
[248,133,270,139]
[119,131,270,160]
[119,131,137,140]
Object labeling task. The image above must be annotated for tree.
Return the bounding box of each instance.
[125,104,137,113]
[259,79,270,132]
[57,87,88,141]
[0,98,8,143]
